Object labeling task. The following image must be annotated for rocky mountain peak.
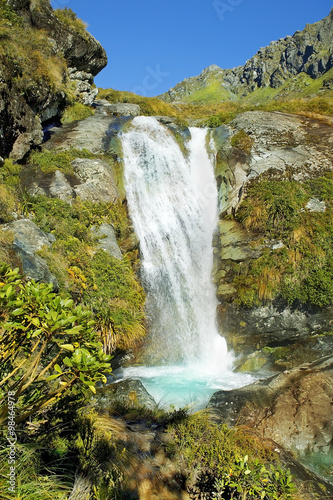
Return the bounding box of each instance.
[159,9,333,103]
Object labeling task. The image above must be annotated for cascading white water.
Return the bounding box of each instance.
[119,117,255,407]
[121,116,230,370]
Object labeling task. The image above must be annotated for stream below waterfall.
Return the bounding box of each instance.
[115,117,256,409]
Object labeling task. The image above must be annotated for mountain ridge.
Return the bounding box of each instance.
[159,8,333,104]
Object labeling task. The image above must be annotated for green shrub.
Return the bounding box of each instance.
[24,195,146,352]
[0,184,16,223]
[233,176,333,308]
[168,412,297,499]
[0,264,113,425]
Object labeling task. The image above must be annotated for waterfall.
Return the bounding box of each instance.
[121,117,231,373]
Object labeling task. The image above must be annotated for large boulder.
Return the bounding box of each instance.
[209,356,333,461]
[2,219,58,287]
[95,379,157,411]
[23,157,119,204]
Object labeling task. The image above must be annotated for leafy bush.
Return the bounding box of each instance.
[168,412,297,499]
[24,195,146,352]
[0,265,112,425]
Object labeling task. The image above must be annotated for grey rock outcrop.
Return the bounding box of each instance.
[213,110,333,360]
[2,219,58,287]
[24,157,119,204]
[104,103,141,117]
[215,111,333,215]
[209,356,333,458]
[91,223,122,260]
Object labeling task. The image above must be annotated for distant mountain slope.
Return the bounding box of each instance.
[159,9,333,104]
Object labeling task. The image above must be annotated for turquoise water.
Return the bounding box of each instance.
[115,364,257,410]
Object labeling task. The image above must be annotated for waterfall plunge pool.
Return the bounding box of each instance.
[117,117,259,411]
[112,364,258,411]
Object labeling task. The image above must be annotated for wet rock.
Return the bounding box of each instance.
[214,110,333,355]
[43,109,123,154]
[219,301,333,355]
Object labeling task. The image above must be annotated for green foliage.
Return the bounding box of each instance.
[213,458,296,500]
[168,411,297,499]
[202,111,237,127]
[0,444,72,499]
[0,264,112,425]
[0,2,70,96]
[234,176,333,308]
[0,0,23,28]
[29,148,94,174]
[230,129,254,154]
[236,180,308,237]
[0,159,21,222]
[24,194,146,352]
[61,102,95,124]
[0,184,17,223]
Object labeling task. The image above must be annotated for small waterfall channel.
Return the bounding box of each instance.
[117,117,254,408]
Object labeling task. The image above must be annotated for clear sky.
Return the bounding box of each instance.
[50,0,332,97]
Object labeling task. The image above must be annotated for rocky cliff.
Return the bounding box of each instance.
[159,8,333,103]
[211,109,333,372]
[0,0,107,160]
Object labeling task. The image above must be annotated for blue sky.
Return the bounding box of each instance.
[50,0,332,97]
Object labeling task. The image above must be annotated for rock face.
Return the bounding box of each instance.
[43,101,130,156]
[1,0,107,159]
[215,111,333,216]
[160,9,333,102]
[3,219,58,287]
[212,110,333,361]
[209,356,333,458]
